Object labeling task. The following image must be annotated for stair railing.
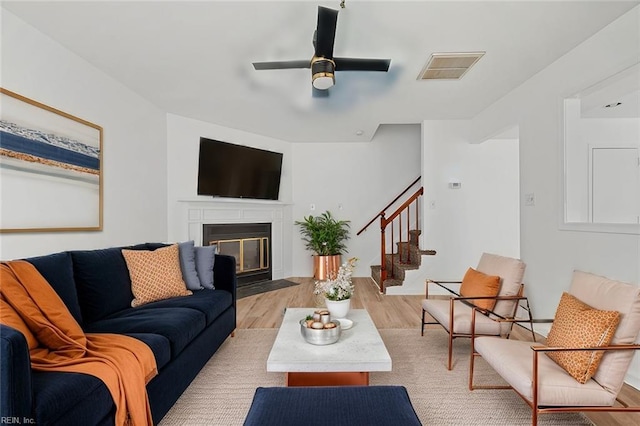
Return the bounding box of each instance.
[379,187,423,291]
[357,177,421,236]
[357,177,423,293]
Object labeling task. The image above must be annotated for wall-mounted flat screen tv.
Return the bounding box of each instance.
[197,137,283,200]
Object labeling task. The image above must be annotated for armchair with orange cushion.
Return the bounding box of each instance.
[469,270,640,425]
[421,252,535,370]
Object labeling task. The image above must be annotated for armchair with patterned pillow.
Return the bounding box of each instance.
[469,270,640,425]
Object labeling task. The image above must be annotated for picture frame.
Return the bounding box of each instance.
[0,88,103,232]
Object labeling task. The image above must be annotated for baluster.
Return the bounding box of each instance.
[380,215,386,292]
[415,197,420,261]
[398,214,402,263]
[390,221,395,279]
[406,204,411,263]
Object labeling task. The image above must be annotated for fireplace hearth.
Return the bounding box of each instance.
[203,223,272,286]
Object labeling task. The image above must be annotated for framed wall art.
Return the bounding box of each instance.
[0,88,103,232]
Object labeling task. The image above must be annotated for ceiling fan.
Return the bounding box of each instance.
[252,6,391,92]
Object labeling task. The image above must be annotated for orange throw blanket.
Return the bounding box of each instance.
[0,261,157,426]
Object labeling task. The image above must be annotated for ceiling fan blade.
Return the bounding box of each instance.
[253,60,310,70]
[334,58,391,72]
[314,6,338,58]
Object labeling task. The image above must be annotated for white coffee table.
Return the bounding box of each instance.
[267,308,392,386]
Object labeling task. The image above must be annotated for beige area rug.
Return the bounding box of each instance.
[159,329,593,425]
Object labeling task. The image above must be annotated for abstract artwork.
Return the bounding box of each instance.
[0,88,103,232]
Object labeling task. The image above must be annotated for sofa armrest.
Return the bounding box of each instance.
[213,254,237,306]
[0,324,33,419]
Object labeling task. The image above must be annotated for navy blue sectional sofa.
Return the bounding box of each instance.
[0,243,237,425]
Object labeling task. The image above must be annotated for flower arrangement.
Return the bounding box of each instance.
[314,257,358,301]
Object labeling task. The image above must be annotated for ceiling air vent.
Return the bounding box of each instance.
[418,52,485,80]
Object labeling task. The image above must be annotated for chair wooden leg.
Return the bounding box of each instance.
[447,332,453,370]
[469,353,475,390]
[448,298,454,370]
[532,351,539,426]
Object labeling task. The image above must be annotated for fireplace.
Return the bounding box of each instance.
[203,223,272,286]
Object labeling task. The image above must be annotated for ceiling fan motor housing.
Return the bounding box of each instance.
[311,58,335,90]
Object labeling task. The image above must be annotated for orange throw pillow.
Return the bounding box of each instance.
[122,244,192,307]
[459,267,501,311]
[546,292,620,384]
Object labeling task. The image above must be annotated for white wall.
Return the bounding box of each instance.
[165,113,294,277]
[291,124,422,277]
[467,6,640,387]
[165,113,294,213]
[422,120,520,280]
[565,98,640,222]
[0,9,168,260]
[165,120,421,280]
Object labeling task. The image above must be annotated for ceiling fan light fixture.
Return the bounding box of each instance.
[312,73,335,90]
[311,57,335,90]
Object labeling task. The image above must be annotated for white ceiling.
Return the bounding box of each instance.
[3,1,638,143]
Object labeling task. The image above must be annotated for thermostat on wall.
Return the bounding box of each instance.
[448,182,462,189]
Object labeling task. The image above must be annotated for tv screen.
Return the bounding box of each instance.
[197,137,283,200]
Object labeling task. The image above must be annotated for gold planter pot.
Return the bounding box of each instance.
[313,255,341,280]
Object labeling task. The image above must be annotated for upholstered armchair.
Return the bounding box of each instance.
[469,270,640,425]
[421,253,534,370]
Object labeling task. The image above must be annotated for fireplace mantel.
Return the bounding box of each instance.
[178,198,289,206]
[176,199,289,280]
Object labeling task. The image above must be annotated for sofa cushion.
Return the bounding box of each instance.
[421,299,503,336]
[122,244,192,307]
[546,292,619,384]
[26,252,83,325]
[32,371,115,425]
[144,242,169,251]
[475,337,616,406]
[135,289,232,326]
[84,307,206,357]
[124,333,171,370]
[70,247,135,324]
[476,253,525,318]
[568,271,640,393]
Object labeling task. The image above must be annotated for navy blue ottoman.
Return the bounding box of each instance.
[243,385,422,426]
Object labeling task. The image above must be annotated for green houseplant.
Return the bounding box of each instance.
[295,211,350,279]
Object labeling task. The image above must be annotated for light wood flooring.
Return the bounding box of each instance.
[236,277,640,426]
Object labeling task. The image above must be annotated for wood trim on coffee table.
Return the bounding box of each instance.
[286,372,369,386]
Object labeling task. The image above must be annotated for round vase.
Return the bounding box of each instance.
[325,298,351,319]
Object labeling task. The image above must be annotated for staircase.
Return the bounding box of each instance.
[357,177,437,295]
[370,229,436,294]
